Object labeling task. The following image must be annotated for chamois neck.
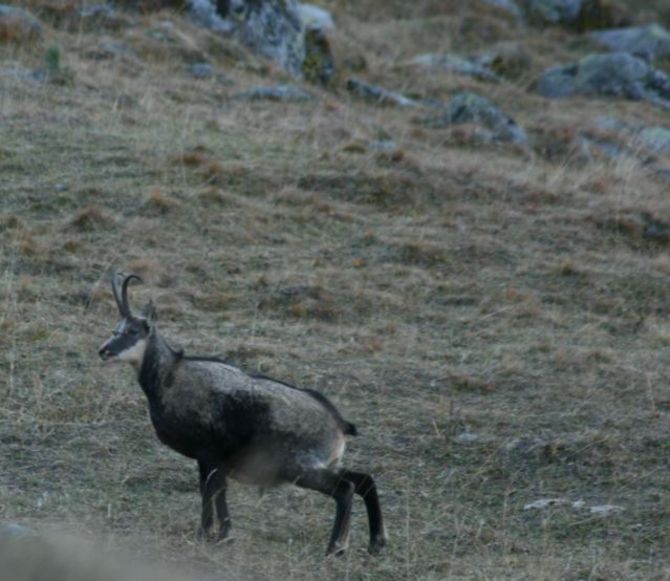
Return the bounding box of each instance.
[137,328,182,398]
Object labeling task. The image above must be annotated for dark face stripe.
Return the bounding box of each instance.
[99,316,149,358]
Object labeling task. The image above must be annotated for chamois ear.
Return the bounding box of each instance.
[141,300,157,325]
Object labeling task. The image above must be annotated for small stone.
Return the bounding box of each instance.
[454,432,481,445]
[481,0,524,20]
[236,84,315,102]
[408,53,501,82]
[346,78,422,108]
[524,498,570,510]
[188,62,215,79]
[589,504,624,516]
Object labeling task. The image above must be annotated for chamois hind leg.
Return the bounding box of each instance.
[295,468,355,556]
[339,469,387,555]
[197,461,214,539]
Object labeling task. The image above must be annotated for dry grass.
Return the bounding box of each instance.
[2,1,670,579]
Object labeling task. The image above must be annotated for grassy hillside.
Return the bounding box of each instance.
[2,1,670,578]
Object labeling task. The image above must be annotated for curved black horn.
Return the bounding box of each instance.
[121,273,143,317]
[111,271,126,316]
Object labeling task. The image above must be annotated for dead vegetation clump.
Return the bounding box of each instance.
[144,188,179,214]
[67,206,114,232]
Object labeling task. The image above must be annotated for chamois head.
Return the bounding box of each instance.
[99,272,155,367]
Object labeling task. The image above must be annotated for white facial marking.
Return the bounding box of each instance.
[117,338,148,367]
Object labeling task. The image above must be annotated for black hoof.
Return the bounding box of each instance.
[215,531,234,545]
[368,535,387,556]
[326,543,348,558]
[196,526,215,542]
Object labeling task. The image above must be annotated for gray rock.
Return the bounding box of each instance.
[0,5,42,42]
[476,43,533,80]
[86,39,137,61]
[481,0,524,20]
[299,3,334,32]
[523,0,582,26]
[422,92,528,144]
[0,523,35,539]
[638,126,670,153]
[408,53,501,82]
[191,0,305,79]
[346,78,423,108]
[591,116,670,154]
[590,24,670,62]
[236,84,315,102]
[0,64,46,83]
[188,62,215,78]
[536,52,670,109]
[368,139,398,152]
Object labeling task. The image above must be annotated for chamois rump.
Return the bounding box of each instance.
[98,272,386,556]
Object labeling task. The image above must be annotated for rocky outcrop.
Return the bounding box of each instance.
[422,92,528,144]
[535,52,670,109]
[191,0,305,78]
[590,24,670,62]
[0,5,42,43]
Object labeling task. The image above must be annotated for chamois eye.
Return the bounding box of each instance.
[128,328,139,336]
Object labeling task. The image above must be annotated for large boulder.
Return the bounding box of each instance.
[191,0,305,78]
[422,92,528,145]
[590,24,670,62]
[0,5,42,43]
[535,52,670,109]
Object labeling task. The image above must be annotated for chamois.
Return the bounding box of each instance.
[98,272,386,556]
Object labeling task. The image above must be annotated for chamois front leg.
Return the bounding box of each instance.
[197,461,230,542]
[296,469,355,556]
[213,476,232,542]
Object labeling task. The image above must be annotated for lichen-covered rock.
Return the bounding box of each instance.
[422,92,528,145]
[0,5,42,43]
[535,52,670,109]
[590,24,670,62]
[191,0,305,78]
[408,53,501,82]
